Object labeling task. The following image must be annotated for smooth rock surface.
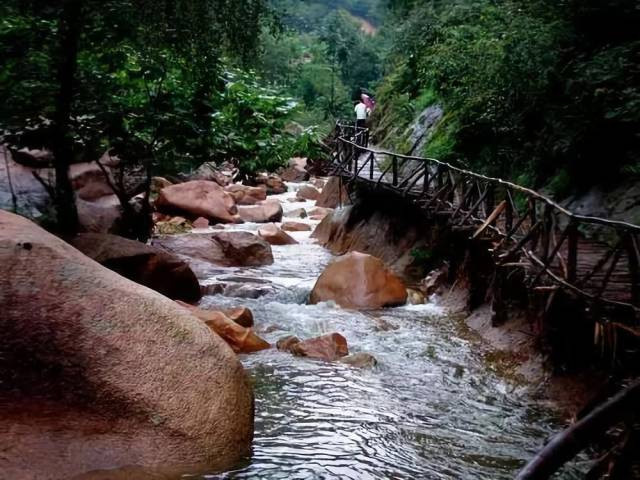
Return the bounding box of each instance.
[289,333,349,362]
[281,221,312,232]
[258,223,298,245]
[310,252,407,309]
[0,211,254,479]
[238,200,283,223]
[70,232,201,302]
[156,180,239,224]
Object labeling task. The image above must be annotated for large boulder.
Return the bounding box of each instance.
[0,148,51,218]
[257,223,298,246]
[310,252,408,309]
[281,158,309,183]
[316,176,350,208]
[237,200,283,223]
[153,231,274,269]
[156,180,239,224]
[254,173,287,195]
[76,195,123,234]
[70,233,201,302]
[188,161,235,186]
[0,211,253,479]
[296,185,320,201]
[224,184,267,206]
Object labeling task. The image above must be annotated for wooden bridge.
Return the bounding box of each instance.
[332,123,640,324]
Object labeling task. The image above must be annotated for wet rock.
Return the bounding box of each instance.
[287,198,305,203]
[371,316,399,332]
[310,252,408,309]
[70,233,201,302]
[276,335,301,352]
[188,161,234,186]
[285,208,307,219]
[224,184,267,206]
[153,231,274,268]
[156,180,239,224]
[238,200,283,223]
[422,266,448,296]
[296,185,320,201]
[281,157,309,182]
[407,288,426,305]
[223,282,276,299]
[258,223,298,246]
[308,206,332,221]
[296,185,320,200]
[176,301,269,353]
[311,177,326,189]
[262,324,284,334]
[338,352,378,368]
[290,333,349,361]
[221,307,254,328]
[254,173,287,195]
[281,221,312,232]
[192,217,209,229]
[315,176,350,209]
[0,211,254,478]
[201,283,225,296]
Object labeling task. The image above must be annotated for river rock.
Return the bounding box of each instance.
[308,206,332,221]
[258,223,298,246]
[77,195,123,234]
[0,211,254,479]
[175,301,268,353]
[188,161,234,186]
[311,177,326,189]
[238,200,283,223]
[192,216,210,229]
[11,147,54,168]
[276,335,301,352]
[316,176,350,208]
[69,161,115,201]
[285,208,307,219]
[154,231,274,268]
[281,157,309,182]
[151,176,172,195]
[254,173,287,195]
[225,184,267,205]
[310,252,408,309]
[70,232,201,302]
[0,148,51,218]
[156,180,239,224]
[338,352,378,368]
[296,185,320,201]
[290,333,349,361]
[282,221,312,232]
[221,307,254,328]
[407,288,426,305]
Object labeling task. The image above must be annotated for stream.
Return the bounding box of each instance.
[192,181,588,480]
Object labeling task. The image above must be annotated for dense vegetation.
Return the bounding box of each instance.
[375,0,639,194]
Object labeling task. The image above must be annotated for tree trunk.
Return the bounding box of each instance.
[52,0,82,234]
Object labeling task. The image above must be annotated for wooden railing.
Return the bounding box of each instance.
[332,123,640,314]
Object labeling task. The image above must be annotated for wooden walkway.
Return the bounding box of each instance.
[332,124,640,320]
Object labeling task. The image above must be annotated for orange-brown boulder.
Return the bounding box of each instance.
[254,173,287,195]
[70,233,201,302]
[290,333,349,361]
[176,301,269,353]
[0,211,254,479]
[238,200,283,223]
[308,206,332,221]
[296,185,320,201]
[225,184,267,205]
[257,223,298,246]
[154,231,274,268]
[156,180,239,224]
[221,307,254,328]
[315,176,350,208]
[281,221,312,232]
[281,157,309,182]
[309,252,407,309]
[276,335,301,351]
[192,216,210,229]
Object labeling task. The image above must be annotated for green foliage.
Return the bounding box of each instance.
[375,0,640,192]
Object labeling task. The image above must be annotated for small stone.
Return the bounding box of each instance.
[276,335,301,352]
[338,352,378,368]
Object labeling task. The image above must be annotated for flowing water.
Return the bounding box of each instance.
[191,182,588,480]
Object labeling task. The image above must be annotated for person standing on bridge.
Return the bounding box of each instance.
[354,99,370,130]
